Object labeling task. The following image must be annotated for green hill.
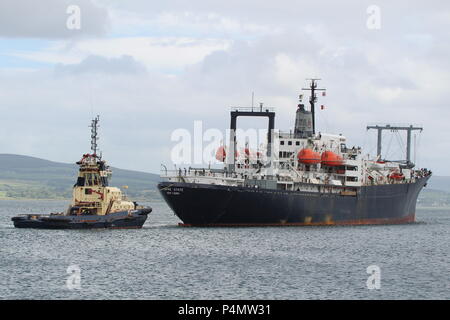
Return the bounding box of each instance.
[0,154,161,200]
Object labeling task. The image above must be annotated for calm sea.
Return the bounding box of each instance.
[0,200,448,300]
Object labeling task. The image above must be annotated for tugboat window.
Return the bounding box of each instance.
[76,177,85,186]
[85,173,91,186]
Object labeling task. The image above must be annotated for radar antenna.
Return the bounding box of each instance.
[90,115,100,157]
[302,79,326,134]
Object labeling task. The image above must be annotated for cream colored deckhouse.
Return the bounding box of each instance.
[70,153,135,216]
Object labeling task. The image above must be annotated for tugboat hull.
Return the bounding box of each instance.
[12,208,152,229]
[158,177,429,227]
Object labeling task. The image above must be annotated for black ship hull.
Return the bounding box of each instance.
[158,177,429,226]
[11,208,152,229]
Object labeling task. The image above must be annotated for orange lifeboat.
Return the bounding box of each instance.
[297,148,321,164]
[215,146,226,162]
[321,151,344,166]
[215,146,240,161]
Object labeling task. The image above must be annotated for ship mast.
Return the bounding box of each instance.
[302,79,326,134]
[90,115,100,157]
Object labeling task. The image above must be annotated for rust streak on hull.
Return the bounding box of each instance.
[178,214,415,227]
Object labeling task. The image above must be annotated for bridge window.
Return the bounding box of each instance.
[85,173,101,186]
[76,177,85,187]
[288,141,292,146]
[280,140,285,145]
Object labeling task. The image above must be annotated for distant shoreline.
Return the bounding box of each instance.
[416,206,450,211]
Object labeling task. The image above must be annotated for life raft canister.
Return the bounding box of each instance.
[321,151,344,166]
[297,148,321,164]
[389,172,404,180]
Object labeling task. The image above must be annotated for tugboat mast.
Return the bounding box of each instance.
[90,115,100,157]
[302,79,326,134]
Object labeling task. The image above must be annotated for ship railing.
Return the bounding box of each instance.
[276,131,335,141]
[161,168,237,179]
[230,106,275,113]
[161,168,281,183]
[366,122,423,128]
[277,131,295,139]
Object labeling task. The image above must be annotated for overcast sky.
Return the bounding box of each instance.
[0,0,449,175]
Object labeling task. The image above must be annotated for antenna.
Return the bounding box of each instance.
[302,78,326,134]
[89,82,94,118]
[251,91,254,110]
[90,115,100,157]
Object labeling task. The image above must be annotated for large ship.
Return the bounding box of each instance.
[12,116,152,229]
[158,79,431,226]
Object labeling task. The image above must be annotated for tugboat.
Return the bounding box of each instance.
[12,116,152,229]
[158,79,432,226]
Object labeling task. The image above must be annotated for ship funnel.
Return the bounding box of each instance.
[294,104,313,138]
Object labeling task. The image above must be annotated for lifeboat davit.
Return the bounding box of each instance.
[321,151,344,166]
[215,146,226,162]
[244,148,264,160]
[297,148,321,164]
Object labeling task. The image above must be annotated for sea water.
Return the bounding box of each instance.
[0,200,448,299]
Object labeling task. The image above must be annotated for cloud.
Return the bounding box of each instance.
[0,1,449,175]
[8,37,231,73]
[106,9,282,39]
[0,0,109,38]
[54,55,147,75]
